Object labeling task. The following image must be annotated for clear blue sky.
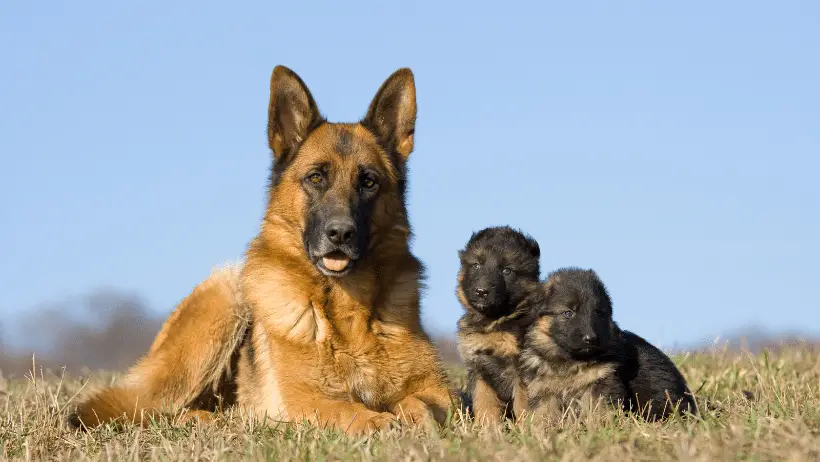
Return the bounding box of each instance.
[1,1,818,350]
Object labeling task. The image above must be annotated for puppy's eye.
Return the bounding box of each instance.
[501,267,513,276]
[361,176,377,190]
[562,310,574,318]
[471,263,480,270]
[307,173,323,185]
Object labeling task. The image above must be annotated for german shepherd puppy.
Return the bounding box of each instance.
[516,268,696,422]
[455,226,541,424]
[68,66,454,434]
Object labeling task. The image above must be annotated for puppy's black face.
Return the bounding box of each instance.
[458,226,541,318]
[530,268,616,360]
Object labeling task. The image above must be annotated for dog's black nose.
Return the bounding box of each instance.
[325,219,356,245]
[475,288,489,298]
[582,334,598,345]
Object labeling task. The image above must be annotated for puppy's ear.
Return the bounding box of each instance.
[527,236,541,260]
[267,66,324,162]
[362,68,417,160]
[518,292,537,309]
[586,269,613,307]
[544,275,561,298]
[517,280,543,307]
[514,230,541,260]
[609,320,622,340]
[514,287,547,327]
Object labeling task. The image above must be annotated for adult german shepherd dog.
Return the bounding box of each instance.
[68,66,454,434]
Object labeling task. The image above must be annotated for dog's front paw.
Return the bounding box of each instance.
[343,411,396,435]
[365,412,397,432]
[175,409,214,426]
[392,397,437,431]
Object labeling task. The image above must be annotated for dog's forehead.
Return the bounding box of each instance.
[469,239,534,263]
[469,246,510,263]
[468,247,498,264]
[294,123,393,172]
[555,287,607,313]
[548,285,582,308]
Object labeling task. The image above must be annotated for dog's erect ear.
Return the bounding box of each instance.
[267,66,323,162]
[362,68,417,160]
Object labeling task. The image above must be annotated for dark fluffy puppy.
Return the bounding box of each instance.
[456,226,541,424]
[516,268,696,422]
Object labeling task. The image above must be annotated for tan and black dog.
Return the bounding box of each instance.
[515,268,696,423]
[455,226,541,424]
[68,66,455,435]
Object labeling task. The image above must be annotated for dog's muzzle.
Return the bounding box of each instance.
[307,216,361,277]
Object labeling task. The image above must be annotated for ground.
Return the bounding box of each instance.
[1,345,819,461]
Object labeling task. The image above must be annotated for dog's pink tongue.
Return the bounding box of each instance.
[323,255,350,272]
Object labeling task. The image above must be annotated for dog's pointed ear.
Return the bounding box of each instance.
[267,66,323,162]
[362,68,417,160]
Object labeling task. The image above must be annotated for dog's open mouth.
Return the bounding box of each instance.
[317,251,353,276]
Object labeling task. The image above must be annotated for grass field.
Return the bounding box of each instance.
[1,344,819,461]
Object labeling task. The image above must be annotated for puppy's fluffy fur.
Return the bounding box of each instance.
[455,226,540,424]
[516,268,697,422]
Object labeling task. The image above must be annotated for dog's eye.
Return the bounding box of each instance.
[562,310,574,318]
[501,267,513,276]
[361,176,377,190]
[307,173,323,185]
[471,263,480,270]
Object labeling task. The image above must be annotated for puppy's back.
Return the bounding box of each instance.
[618,330,696,420]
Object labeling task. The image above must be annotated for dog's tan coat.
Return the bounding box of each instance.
[69,66,454,435]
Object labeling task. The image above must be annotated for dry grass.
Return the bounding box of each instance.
[2,345,820,461]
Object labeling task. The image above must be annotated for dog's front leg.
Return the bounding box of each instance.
[390,379,455,430]
[512,377,530,423]
[470,376,506,425]
[287,395,397,435]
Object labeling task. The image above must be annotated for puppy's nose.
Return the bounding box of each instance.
[325,219,356,245]
[582,334,598,345]
[474,288,489,298]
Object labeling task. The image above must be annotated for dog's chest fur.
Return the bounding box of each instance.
[239,306,405,415]
[314,310,401,410]
[239,252,427,418]
[519,349,616,410]
[457,317,521,401]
